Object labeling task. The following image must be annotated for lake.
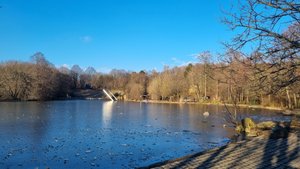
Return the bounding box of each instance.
[0,100,289,168]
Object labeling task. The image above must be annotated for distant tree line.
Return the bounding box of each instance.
[90,51,299,109]
[0,50,299,108]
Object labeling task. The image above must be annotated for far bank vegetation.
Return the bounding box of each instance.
[0,50,299,109]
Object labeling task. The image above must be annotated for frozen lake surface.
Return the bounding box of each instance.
[0,100,289,168]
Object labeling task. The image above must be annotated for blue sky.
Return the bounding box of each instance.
[0,0,234,72]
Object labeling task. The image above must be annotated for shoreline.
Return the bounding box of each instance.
[0,98,284,111]
[0,97,289,112]
[125,99,284,111]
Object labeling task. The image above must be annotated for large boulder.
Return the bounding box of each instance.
[256,121,276,130]
[236,118,258,137]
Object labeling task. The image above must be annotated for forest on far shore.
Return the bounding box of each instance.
[0,0,299,109]
[0,48,299,109]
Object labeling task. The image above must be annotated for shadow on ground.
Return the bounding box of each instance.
[141,120,300,169]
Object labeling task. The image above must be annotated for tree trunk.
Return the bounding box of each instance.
[293,93,297,108]
[227,84,230,101]
[204,74,207,98]
[196,84,201,101]
[246,89,249,104]
[286,87,292,109]
[240,90,244,103]
[216,80,219,101]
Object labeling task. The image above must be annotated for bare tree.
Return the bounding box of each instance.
[148,73,162,100]
[224,0,300,93]
[70,71,79,89]
[125,71,148,100]
[30,53,60,100]
[186,64,203,101]
[198,51,214,99]
[0,62,33,100]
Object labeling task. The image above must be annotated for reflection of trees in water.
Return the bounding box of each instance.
[0,102,51,143]
[0,102,51,147]
[0,102,26,139]
[68,101,79,135]
[28,102,51,145]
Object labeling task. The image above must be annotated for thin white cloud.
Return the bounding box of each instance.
[80,35,92,43]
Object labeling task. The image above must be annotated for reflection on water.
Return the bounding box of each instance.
[0,100,289,168]
[102,101,113,127]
